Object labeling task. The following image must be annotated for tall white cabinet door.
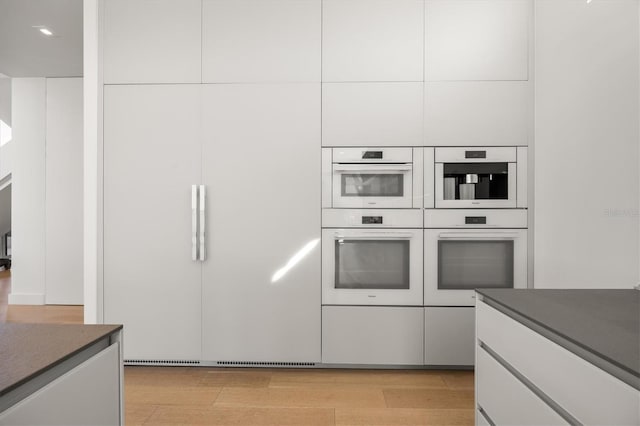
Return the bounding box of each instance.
[103,0,201,84]
[104,85,202,361]
[322,0,424,82]
[425,0,530,81]
[45,78,83,305]
[202,84,321,363]
[202,0,321,83]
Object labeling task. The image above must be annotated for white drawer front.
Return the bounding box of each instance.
[477,300,640,425]
[476,346,568,426]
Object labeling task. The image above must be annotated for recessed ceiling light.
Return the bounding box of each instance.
[39,28,53,36]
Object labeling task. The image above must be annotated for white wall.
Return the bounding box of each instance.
[10,78,46,304]
[10,77,84,305]
[46,78,83,304]
[0,77,12,182]
[534,0,640,289]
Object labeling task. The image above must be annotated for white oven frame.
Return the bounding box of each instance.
[322,228,423,306]
[332,164,414,208]
[424,228,527,306]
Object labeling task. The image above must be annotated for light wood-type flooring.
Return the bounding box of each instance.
[0,270,475,425]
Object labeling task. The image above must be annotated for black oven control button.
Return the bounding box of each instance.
[465,216,487,225]
[362,216,383,225]
[465,150,487,159]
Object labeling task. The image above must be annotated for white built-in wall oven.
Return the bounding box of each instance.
[322,207,423,306]
[424,209,528,306]
[322,147,423,209]
[431,147,527,209]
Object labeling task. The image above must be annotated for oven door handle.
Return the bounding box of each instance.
[438,232,519,240]
[334,232,415,240]
[333,165,412,173]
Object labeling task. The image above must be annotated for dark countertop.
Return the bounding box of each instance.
[0,323,122,397]
[477,289,640,390]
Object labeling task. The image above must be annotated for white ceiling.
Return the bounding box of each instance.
[0,0,82,77]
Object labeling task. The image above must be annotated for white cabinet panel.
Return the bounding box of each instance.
[477,300,640,426]
[202,0,321,82]
[202,84,321,363]
[424,307,474,366]
[425,0,530,81]
[322,306,424,365]
[322,0,424,82]
[45,78,83,305]
[476,347,568,426]
[104,85,202,361]
[103,0,201,84]
[425,82,530,146]
[322,83,423,146]
[0,344,121,426]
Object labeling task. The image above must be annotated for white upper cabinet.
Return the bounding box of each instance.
[425,81,530,146]
[322,0,424,82]
[322,82,423,146]
[202,0,321,83]
[425,0,530,81]
[103,0,201,84]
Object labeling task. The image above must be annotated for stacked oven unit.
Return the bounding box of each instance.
[424,147,528,366]
[321,147,425,366]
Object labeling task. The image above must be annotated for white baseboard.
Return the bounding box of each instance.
[9,292,46,305]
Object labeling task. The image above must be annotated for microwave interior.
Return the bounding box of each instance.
[438,240,514,290]
[442,163,509,201]
[341,173,404,198]
[335,239,410,290]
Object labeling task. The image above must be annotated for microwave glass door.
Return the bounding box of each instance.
[438,240,514,290]
[443,163,508,201]
[335,239,410,289]
[342,174,404,198]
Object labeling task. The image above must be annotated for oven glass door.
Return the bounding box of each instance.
[424,229,527,306]
[333,164,413,208]
[322,229,423,306]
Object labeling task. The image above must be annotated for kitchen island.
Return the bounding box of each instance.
[0,323,123,425]
[475,289,639,425]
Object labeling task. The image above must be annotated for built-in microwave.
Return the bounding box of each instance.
[322,147,423,209]
[424,209,528,306]
[322,210,423,306]
[430,147,527,209]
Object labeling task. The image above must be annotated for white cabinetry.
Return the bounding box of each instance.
[322,0,424,82]
[103,84,321,363]
[424,307,474,366]
[104,85,203,361]
[476,299,640,425]
[201,84,321,363]
[322,306,423,365]
[202,0,320,83]
[322,83,423,146]
[425,0,530,81]
[425,81,530,146]
[103,0,201,84]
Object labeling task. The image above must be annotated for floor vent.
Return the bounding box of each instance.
[124,359,201,366]
[216,361,316,367]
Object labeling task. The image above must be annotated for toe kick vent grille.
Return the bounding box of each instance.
[216,361,316,367]
[125,359,201,366]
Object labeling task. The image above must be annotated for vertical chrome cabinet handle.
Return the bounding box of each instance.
[199,184,206,261]
[191,185,198,261]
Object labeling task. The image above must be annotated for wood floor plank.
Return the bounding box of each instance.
[440,371,474,390]
[146,407,335,425]
[125,366,207,387]
[199,369,272,388]
[214,387,387,409]
[124,403,159,426]
[335,408,474,426]
[126,384,221,407]
[270,369,448,388]
[383,389,474,409]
